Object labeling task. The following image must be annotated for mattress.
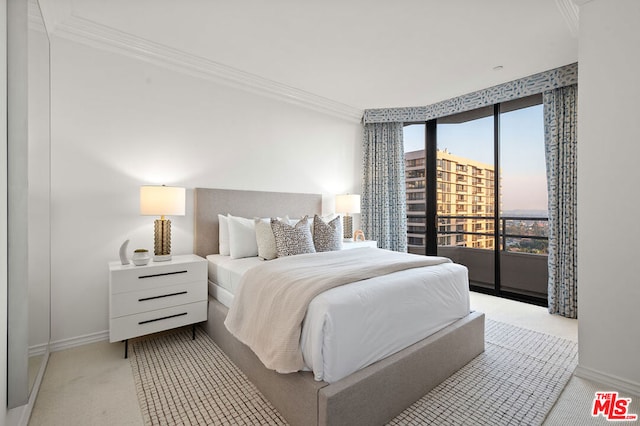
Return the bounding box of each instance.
[207,251,469,383]
[206,254,263,300]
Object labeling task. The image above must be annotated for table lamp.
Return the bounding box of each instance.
[140,185,186,261]
[335,194,361,240]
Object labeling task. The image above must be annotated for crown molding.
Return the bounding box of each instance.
[555,0,579,37]
[51,14,363,122]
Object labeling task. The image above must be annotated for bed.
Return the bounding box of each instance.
[194,188,484,426]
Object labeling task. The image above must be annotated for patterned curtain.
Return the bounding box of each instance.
[543,84,578,318]
[361,122,407,252]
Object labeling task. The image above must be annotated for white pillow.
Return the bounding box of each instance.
[255,218,277,260]
[227,214,258,259]
[218,214,230,256]
[227,215,258,259]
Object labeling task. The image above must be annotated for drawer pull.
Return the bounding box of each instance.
[138,270,188,279]
[138,312,187,325]
[138,291,187,302]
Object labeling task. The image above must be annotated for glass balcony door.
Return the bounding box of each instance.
[499,101,549,300]
[403,95,549,306]
[436,108,496,292]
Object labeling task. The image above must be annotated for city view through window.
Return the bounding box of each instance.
[404,103,549,256]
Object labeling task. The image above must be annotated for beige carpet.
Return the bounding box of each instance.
[130,319,578,425]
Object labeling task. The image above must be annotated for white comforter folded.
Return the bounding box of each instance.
[224,248,451,375]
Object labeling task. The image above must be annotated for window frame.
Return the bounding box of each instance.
[403,94,546,306]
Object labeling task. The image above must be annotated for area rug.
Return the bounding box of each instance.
[130,319,577,425]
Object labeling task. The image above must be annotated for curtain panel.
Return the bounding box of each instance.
[543,84,578,318]
[361,122,407,252]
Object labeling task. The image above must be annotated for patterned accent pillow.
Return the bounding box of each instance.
[313,214,342,252]
[271,216,316,257]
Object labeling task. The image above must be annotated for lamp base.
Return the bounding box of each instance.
[154,218,172,261]
[342,215,353,240]
[153,254,172,262]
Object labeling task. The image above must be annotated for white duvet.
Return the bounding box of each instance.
[300,260,469,382]
[207,251,469,383]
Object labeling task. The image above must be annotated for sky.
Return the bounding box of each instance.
[404,105,548,213]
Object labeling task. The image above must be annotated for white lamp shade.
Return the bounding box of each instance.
[140,186,186,216]
[335,194,361,214]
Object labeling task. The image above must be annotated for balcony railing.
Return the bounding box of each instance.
[409,214,549,253]
[406,214,549,302]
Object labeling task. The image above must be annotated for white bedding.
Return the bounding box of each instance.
[207,251,469,383]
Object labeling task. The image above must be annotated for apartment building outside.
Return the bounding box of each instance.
[406,149,497,254]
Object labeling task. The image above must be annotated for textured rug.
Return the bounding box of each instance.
[130,319,577,425]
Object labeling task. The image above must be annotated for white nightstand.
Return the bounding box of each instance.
[108,254,207,357]
[341,240,378,249]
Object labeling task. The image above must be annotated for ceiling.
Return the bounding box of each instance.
[39,0,579,114]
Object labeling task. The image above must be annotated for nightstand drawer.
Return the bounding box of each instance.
[110,259,206,294]
[111,281,207,318]
[109,300,207,342]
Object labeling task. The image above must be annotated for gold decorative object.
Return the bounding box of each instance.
[353,230,365,242]
[140,185,186,262]
[154,218,172,257]
[335,194,361,241]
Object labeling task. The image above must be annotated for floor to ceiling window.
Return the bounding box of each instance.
[497,97,548,301]
[403,94,548,305]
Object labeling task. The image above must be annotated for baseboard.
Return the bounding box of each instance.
[28,342,48,357]
[574,365,640,397]
[49,330,109,352]
[6,401,29,426]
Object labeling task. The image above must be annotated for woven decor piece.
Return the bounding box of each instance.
[130,319,577,425]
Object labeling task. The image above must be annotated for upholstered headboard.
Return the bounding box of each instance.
[193,188,323,258]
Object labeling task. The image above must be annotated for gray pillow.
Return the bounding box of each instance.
[313,214,343,252]
[271,216,316,257]
[255,218,277,260]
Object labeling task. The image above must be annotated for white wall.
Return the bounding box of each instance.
[28,16,51,354]
[1,0,8,422]
[49,37,363,345]
[577,0,640,394]
[6,0,29,409]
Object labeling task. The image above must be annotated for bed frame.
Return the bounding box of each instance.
[194,187,485,426]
